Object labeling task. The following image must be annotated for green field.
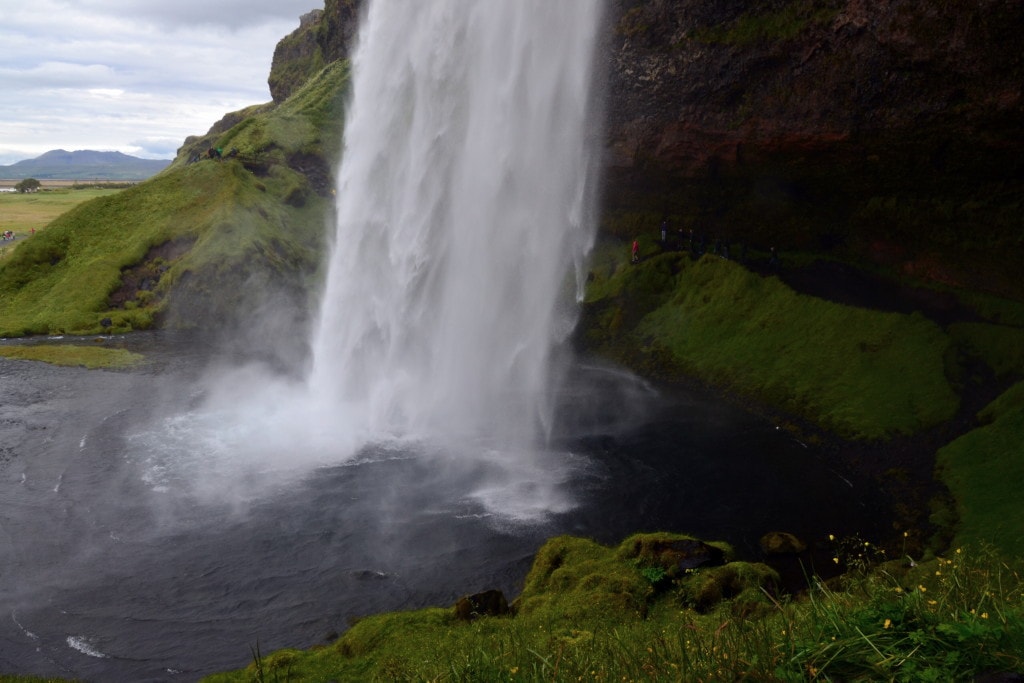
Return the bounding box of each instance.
[0,188,124,260]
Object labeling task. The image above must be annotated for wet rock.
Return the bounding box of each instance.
[759,531,807,556]
[667,538,727,570]
[453,589,509,621]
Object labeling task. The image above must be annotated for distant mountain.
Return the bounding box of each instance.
[0,149,171,181]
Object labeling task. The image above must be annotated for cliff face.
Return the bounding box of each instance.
[602,0,1022,294]
[269,0,1023,294]
[268,0,360,103]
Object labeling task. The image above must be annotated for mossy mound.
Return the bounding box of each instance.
[582,247,960,440]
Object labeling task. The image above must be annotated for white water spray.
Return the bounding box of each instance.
[309,1,604,447]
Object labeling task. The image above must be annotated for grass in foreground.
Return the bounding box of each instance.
[202,535,1024,682]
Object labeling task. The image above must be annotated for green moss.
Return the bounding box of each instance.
[677,562,780,613]
[958,291,1024,327]
[937,382,1024,556]
[695,4,840,46]
[949,322,1024,378]
[585,254,959,440]
[0,344,143,369]
[514,535,655,621]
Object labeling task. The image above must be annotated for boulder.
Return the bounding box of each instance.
[453,589,509,621]
[759,531,808,556]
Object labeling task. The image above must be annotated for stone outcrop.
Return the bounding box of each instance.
[268,0,360,103]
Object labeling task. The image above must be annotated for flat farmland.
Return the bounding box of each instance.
[0,186,125,259]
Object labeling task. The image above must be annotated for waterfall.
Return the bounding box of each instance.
[308,1,604,448]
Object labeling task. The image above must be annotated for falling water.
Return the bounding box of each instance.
[308,1,604,447]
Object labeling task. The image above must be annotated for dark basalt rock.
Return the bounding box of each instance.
[453,589,510,621]
[759,531,808,556]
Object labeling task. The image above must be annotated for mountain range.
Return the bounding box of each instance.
[0,149,171,181]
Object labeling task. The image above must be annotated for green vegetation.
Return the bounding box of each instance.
[0,343,143,369]
[694,3,841,46]
[203,534,1024,682]
[937,382,1024,556]
[583,247,959,440]
[0,60,349,338]
[0,187,124,249]
[14,178,41,193]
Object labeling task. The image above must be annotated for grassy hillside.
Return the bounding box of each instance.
[0,60,349,355]
[0,187,124,251]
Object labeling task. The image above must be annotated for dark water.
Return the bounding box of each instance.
[0,334,888,681]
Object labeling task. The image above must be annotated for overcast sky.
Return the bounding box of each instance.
[0,0,324,165]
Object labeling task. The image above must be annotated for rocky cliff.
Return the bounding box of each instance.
[268,0,360,103]
[603,0,1023,296]
[268,0,1022,294]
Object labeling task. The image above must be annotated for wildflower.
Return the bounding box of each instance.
[832,557,840,564]
[981,612,989,619]
[510,667,519,675]
[884,619,892,629]
[928,600,937,606]
[918,585,927,593]
[829,534,835,541]
[956,548,962,554]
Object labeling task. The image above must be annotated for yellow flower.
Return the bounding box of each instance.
[918,585,927,593]
[981,612,989,619]
[829,534,835,541]
[832,556,840,564]
[883,618,892,629]
[928,600,937,605]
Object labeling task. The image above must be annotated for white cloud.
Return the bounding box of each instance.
[0,0,324,165]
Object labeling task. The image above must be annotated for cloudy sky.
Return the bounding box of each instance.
[0,0,325,165]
